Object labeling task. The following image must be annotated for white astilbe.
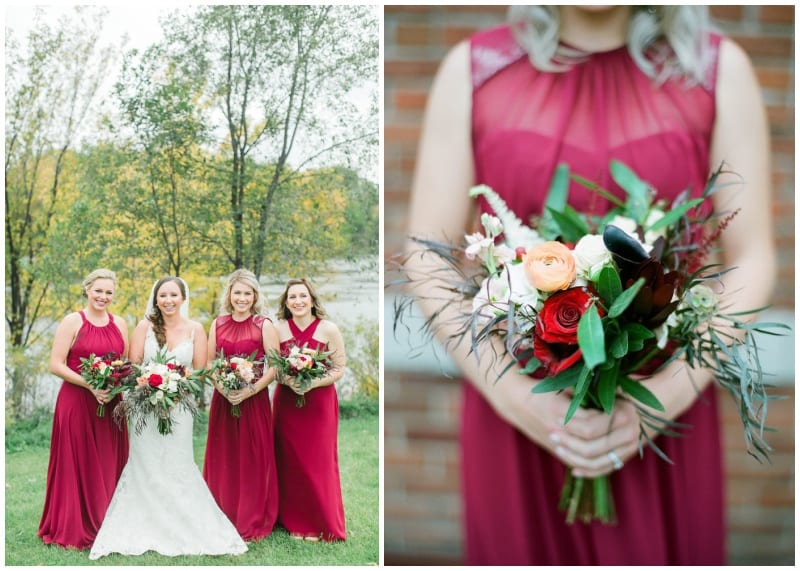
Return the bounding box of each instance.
[468,185,545,248]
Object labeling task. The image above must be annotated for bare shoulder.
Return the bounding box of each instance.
[57,311,83,333]
[111,313,129,333]
[274,318,291,339]
[716,37,757,86]
[316,319,342,339]
[190,319,207,337]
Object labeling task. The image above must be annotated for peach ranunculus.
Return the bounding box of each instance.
[524,241,576,292]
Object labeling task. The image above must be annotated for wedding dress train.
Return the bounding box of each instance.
[89,328,247,559]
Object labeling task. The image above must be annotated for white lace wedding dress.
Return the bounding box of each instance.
[89,327,247,559]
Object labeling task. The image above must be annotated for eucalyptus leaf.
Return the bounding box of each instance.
[610,160,651,223]
[547,205,590,244]
[564,367,592,423]
[531,365,582,393]
[610,330,629,359]
[620,377,665,411]
[540,164,570,240]
[646,198,704,232]
[597,366,619,414]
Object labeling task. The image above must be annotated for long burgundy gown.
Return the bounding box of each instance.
[460,26,726,565]
[38,310,129,549]
[203,314,279,540]
[273,318,346,541]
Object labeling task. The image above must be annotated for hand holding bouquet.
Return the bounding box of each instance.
[207,350,261,417]
[113,349,205,435]
[395,160,788,524]
[267,344,333,407]
[79,352,132,417]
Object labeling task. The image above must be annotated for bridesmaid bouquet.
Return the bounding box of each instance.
[267,344,334,407]
[113,349,205,435]
[78,352,132,417]
[394,160,787,524]
[207,350,261,417]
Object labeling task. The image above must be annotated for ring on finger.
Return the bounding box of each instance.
[607,450,624,471]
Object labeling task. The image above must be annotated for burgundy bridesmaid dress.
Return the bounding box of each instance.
[38,310,129,549]
[273,318,346,541]
[203,314,279,540]
[460,25,726,565]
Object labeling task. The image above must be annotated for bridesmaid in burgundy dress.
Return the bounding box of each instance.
[404,5,774,566]
[203,269,279,540]
[273,278,347,541]
[38,269,130,549]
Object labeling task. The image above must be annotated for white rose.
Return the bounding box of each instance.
[644,208,668,244]
[494,244,516,266]
[506,262,540,308]
[572,234,613,281]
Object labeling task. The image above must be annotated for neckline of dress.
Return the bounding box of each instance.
[81,310,111,328]
[290,317,317,333]
[558,39,628,57]
[229,313,254,324]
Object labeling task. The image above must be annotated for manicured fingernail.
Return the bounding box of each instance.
[573,470,585,477]
[555,446,566,456]
[549,433,561,444]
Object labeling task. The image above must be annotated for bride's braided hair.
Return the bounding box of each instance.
[146,276,187,348]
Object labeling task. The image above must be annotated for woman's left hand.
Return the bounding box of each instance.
[283,376,312,396]
[226,385,256,406]
[547,398,641,478]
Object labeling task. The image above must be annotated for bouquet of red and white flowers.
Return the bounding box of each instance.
[395,160,787,524]
[113,349,205,435]
[79,352,133,417]
[207,350,261,417]
[267,343,333,407]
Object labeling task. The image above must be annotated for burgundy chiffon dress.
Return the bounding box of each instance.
[273,318,346,541]
[203,314,279,540]
[38,311,129,549]
[460,26,726,565]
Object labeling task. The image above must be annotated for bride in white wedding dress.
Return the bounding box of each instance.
[89,277,247,559]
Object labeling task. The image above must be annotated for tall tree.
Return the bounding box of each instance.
[165,5,378,277]
[112,44,209,276]
[5,7,114,415]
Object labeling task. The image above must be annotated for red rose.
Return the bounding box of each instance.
[230,362,238,371]
[147,373,163,388]
[533,287,602,376]
[166,363,176,370]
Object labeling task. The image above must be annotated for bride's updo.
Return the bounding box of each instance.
[146,276,187,348]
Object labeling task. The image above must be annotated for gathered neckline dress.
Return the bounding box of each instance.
[460,25,725,565]
[203,314,279,540]
[38,310,129,550]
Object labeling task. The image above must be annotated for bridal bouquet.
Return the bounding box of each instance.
[267,344,334,407]
[207,350,261,417]
[395,160,786,524]
[113,349,205,435]
[79,353,133,417]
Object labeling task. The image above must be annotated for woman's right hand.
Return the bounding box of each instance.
[92,387,111,405]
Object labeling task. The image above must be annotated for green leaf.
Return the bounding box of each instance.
[547,205,590,244]
[531,365,582,393]
[610,330,629,359]
[646,198,704,232]
[596,265,622,305]
[577,304,606,369]
[610,160,651,223]
[540,164,570,240]
[608,277,645,318]
[619,377,665,411]
[564,367,592,423]
[518,357,542,375]
[597,366,619,414]
[624,322,656,341]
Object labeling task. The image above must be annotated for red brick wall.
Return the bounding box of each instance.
[384,5,795,565]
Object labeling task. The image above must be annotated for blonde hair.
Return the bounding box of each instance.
[81,269,117,298]
[219,269,266,316]
[509,6,713,85]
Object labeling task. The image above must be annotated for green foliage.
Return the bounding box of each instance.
[340,319,379,401]
[339,395,379,419]
[5,407,53,452]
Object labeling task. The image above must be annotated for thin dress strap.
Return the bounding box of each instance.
[78,310,88,323]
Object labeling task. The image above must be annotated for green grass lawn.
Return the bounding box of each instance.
[5,411,379,566]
